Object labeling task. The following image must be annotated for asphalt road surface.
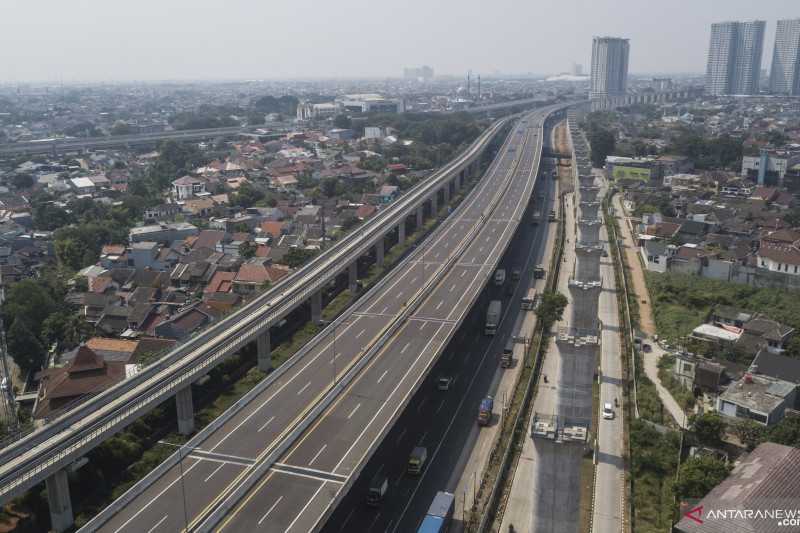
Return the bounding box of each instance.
[91,108,557,533]
[214,111,554,532]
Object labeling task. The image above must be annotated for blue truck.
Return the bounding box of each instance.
[417,491,455,533]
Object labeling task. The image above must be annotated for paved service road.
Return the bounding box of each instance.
[214,110,556,532]
[592,175,624,533]
[90,107,562,533]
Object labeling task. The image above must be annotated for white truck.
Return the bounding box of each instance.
[485,300,502,336]
[521,287,537,310]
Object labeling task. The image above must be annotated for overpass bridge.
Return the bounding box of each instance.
[0,114,511,531]
[76,104,567,533]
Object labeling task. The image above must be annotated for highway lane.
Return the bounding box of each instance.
[214,111,552,532]
[89,111,536,533]
[318,165,559,533]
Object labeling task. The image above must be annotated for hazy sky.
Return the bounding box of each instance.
[1,0,798,82]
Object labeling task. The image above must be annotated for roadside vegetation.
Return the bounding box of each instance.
[645,272,800,357]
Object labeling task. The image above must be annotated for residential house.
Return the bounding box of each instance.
[33,345,131,419]
[172,175,207,200]
[233,260,290,295]
[718,372,796,425]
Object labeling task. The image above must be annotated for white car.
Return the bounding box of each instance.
[602,402,615,420]
[437,377,452,391]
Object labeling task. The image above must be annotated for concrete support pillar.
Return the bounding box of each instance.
[257,330,271,372]
[431,193,438,216]
[375,238,385,268]
[398,220,406,245]
[456,171,463,191]
[443,183,451,204]
[176,385,195,435]
[348,262,358,294]
[416,206,424,229]
[46,469,73,533]
[311,290,322,324]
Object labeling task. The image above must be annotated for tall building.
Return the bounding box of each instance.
[705,20,766,96]
[770,18,800,95]
[590,37,630,99]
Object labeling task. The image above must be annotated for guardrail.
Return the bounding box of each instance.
[0,118,510,503]
[476,147,567,532]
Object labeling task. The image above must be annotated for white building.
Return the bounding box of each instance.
[171,175,206,200]
[705,20,766,95]
[770,18,800,95]
[590,37,629,99]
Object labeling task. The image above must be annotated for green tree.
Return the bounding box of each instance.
[284,248,317,268]
[535,291,568,331]
[42,311,92,349]
[674,456,730,500]
[766,415,800,447]
[2,279,58,331]
[10,173,34,189]
[239,241,256,259]
[588,127,615,168]
[333,114,352,129]
[691,412,726,447]
[110,121,134,136]
[231,182,265,208]
[6,319,46,374]
[732,420,766,451]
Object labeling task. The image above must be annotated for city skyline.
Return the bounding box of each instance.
[0,0,798,82]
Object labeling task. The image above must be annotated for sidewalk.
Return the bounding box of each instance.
[608,190,687,429]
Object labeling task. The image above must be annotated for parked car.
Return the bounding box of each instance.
[602,402,615,420]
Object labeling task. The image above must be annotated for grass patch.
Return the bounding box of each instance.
[646,271,800,348]
[630,419,680,533]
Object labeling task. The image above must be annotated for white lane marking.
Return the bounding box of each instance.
[410,276,418,285]
[401,342,410,354]
[460,270,466,278]
[435,300,444,310]
[356,328,365,339]
[111,457,200,533]
[377,370,388,384]
[204,463,225,483]
[297,381,311,395]
[416,397,427,414]
[449,284,456,292]
[285,483,326,532]
[478,247,484,253]
[309,444,327,466]
[258,416,276,433]
[418,431,428,445]
[381,306,388,314]
[340,509,356,532]
[419,322,426,330]
[147,515,168,533]
[397,290,403,299]
[395,427,408,445]
[258,496,283,526]
[347,403,361,420]
[435,399,446,414]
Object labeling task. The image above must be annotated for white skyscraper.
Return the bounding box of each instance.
[705,20,766,96]
[590,37,630,99]
[770,18,800,95]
